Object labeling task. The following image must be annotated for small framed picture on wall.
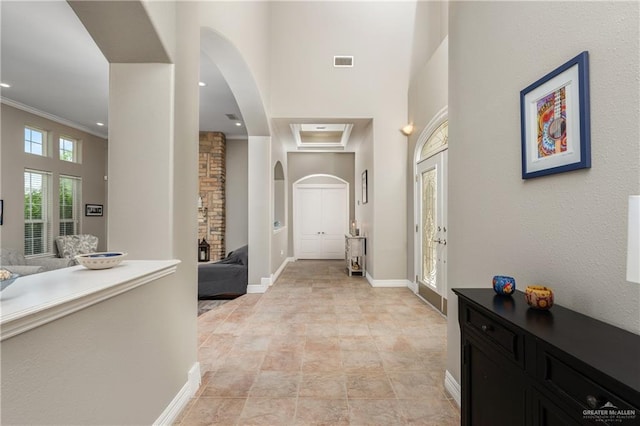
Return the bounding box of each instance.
[85,204,103,217]
[362,170,368,204]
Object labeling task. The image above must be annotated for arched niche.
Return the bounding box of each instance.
[274,161,285,229]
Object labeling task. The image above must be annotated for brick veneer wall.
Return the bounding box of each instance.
[199,132,226,261]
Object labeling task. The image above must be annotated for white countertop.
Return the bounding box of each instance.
[0,259,180,341]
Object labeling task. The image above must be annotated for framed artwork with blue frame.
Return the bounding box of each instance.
[520,51,591,179]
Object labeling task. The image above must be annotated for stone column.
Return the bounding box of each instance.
[198,131,226,260]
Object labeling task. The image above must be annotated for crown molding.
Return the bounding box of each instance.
[1,97,108,139]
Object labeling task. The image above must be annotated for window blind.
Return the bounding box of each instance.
[24,169,53,256]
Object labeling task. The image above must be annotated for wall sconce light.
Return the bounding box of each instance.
[400,123,414,136]
[627,195,639,283]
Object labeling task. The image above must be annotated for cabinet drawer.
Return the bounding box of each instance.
[464,305,523,365]
[540,352,639,416]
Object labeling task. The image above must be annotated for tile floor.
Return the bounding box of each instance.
[175,260,460,425]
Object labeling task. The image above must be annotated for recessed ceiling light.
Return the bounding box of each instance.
[198,82,207,87]
[0,83,11,88]
[96,122,105,126]
[235,122,242,127]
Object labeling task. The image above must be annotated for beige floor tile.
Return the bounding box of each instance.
[341,350,384,373]
[178,397,245,425]
[399,398,461,425]
[249,371,301,398]
[294,398,350,425]
[237,397,296,425]
[299,372,347,399]
[261,349,304,371]
[302,349,343,372]
[348,399,406,425]
[346,373,395,399]
[181,260,459,425]
[387,371,443,399]
[339,336,378,352]
[201,370,257,398]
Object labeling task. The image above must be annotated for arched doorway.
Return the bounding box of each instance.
[200,27,272,289]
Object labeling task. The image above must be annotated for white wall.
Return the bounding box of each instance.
[248,136,272,284]
[226,139,248,253]
[447,0,640,385]
[270,1,415,281]
[108,63,174,259]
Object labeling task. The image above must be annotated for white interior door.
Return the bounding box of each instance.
[297,188,324,258]
[320,188,348,258]
[417,151,447,299]
[295,185,348,259]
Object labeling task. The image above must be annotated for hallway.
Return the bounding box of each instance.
[176,260,460,425]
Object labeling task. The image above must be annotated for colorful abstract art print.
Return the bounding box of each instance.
[536,87,567,158]
[520,51,590,179]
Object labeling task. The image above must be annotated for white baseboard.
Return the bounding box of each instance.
[154,362,201,425]
[444,370,461,408]
[365,272,411,288]
[407,280,418,293]
[247,277,271,294]
[271,257,294,284]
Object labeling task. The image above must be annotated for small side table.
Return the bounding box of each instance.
[344,234,366,276]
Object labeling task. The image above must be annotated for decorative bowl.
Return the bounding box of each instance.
[75,252,127,270]
[525,285,554,310]
[493,275,516,296]
[1,273,20,291]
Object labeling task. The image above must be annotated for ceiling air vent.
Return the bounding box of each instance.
[334,56,354,68]
[225,113,239,121]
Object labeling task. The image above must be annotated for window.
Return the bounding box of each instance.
[24,170,52,256]
[59,136,80,163]
[59,175,82,236]
[24,126,47,156]
[419,121,448,161]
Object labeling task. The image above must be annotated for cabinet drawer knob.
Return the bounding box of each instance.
[481,324,493,332]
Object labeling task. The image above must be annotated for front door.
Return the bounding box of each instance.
[417,150,448,313]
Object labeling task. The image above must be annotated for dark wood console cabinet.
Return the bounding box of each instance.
[453,288,640,426]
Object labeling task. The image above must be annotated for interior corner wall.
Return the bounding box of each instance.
[406,36,449,281]
[447,1,640,385]
[226,139,248,253]
[0,104,108,251]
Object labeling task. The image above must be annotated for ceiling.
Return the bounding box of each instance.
[0,1,247,140]
[1,1,365,150]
